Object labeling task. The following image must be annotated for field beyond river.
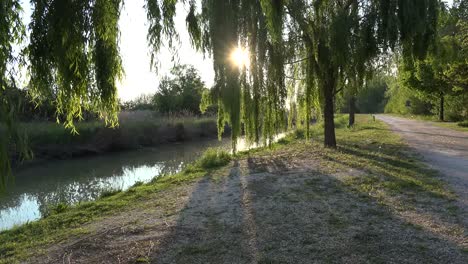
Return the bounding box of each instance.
[13,111,223,165]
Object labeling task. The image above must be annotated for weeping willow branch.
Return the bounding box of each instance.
[0,0,27,186]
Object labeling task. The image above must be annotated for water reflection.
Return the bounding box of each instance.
[0,133,289,231]
[0,140,229,230]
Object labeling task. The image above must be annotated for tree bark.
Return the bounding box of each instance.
[323,81,337,148]
[348,96,356,127]
[439,92,444,122]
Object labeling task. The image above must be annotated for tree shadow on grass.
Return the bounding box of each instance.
[149,155,467,263]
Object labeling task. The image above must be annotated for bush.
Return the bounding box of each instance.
[43,203,69,217]
[458,121,468,127]
[196,148,231,169]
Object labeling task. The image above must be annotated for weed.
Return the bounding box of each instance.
[100,188,122,198]
[43,203,69,218]
[135,256,150,263]
[196,148,231,169]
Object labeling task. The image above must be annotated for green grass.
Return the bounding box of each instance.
[22,113,217,147]
[246,114,452,200]
[1,114,459,263]
[15,112,219,162]
[21,121,102,146]
[432,121,468,132]
[99,188,123,198]
[387,113,468,132]
[386,113,439,121]
[320,115,450,198]
[0,147,230,264]
[193,148,231,170]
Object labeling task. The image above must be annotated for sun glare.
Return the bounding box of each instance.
[230,47,250,68]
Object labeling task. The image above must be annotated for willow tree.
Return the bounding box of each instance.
[1,0,442,185]
[192,0,288,152]
[445,0,468,91]
[279,0,438,147]
[399,1,468,121]
[1,0,28,186]
[0,0,179,185]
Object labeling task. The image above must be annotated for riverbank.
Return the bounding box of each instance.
[14,111,224,165]
[1,115,466,263]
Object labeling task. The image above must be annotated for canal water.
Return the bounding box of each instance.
[0,132,289,231]
[0,139,230,230]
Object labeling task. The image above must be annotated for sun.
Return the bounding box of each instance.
[230,47,250,68]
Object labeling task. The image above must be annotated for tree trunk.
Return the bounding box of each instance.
[323,82,336,148]
[439,92,444,122]
[348,96,356,127]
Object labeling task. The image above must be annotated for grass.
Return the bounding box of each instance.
[388,113,439,122]
[23,111,217,146]
[432,121,468,132]
[1,114,463,263]
[387,113,468,132]
[0,147,231,263]
[320,116,451,198]
[240,114,453,201]
[194,148,231,169]
[17,111,219,161]
[99,188,123,198]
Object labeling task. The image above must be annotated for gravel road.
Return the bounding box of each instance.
[377,115,468,210]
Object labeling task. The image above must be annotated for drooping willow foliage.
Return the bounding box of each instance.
[0,0,180,184]
[28,0,123,131]
[193,0,289,152]
[1,0,443,185]
[282,0,439,147]
[1,0,28,187]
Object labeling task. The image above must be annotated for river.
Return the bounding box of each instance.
[0,131,290,231]
[0,139,230,230]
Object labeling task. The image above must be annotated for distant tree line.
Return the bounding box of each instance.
[337,76,388,115]
[121,65,214,116]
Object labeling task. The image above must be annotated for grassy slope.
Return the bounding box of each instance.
[1,115,465,263]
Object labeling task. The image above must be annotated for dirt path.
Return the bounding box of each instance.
[377,115,468,210]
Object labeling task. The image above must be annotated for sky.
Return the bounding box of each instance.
[18,0,454,101]
[117,0,214,101]
[19,0,214,102]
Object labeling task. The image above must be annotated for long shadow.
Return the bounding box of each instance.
[149,162,258,263]
[334,143,453,198]
[146,155,467,263]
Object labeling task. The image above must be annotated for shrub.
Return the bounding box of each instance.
[458,121,468,127]
[43,203,69,217]
[294,129,305,139]
[196,148,231,169]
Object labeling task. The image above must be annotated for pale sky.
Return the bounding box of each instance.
[117,0,214,101]
[18,0,453,101]
[19,0,214,102]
